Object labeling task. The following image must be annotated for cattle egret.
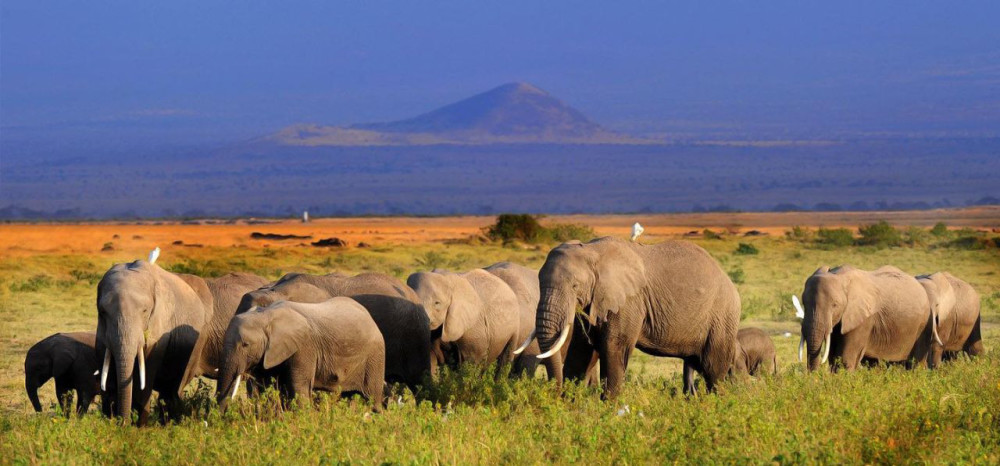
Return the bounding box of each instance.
[148,247,161,264]
[630,222,644,242]
[303,210,309,223]
[792,295,805,319]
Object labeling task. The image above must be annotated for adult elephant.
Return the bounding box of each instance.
[178,273,270,393]
[235,272,430,393]
[484,262,547,377]
[95,260,213,425]
[798,265,936,372]
[528,237,740,399]
[407,269,520,369]
[216,298,385,412]
[917,272,983,368]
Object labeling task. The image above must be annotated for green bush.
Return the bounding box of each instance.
[703,229,722,240]
[856,221,902,248]
[785,226,812,241]
[9,275,53,292]
[167,259,232,277]
[903,226,931,247]
[483,214,594,244]
[816,228,854,248]
[484,214,544,243]
[728,267,746,284]
[734,243,759,255]
[930,222,949,237]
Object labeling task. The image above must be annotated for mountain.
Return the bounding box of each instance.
[266,82,647,146]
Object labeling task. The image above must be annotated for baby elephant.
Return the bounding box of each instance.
[216,298,385,411]
[24,332,100,416]
[732,328,777,377]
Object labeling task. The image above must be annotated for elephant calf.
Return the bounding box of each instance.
[731,328,777,377]
[24,332,100,416]
[216,298,386,411]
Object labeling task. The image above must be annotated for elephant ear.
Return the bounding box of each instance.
[840,272,877,335]
[442,275,482,343]
[49,339,79,378]
[263,309,306,369]
[589,243,647,325]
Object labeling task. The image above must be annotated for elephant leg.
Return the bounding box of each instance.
[76,390,96,417]
[682,358,699,396]
[597,314,642,400]
[839,335,867,371]
[927,344,944,369]
[562,320,597,386]
[55,378,73,416]
[964,318,984,357]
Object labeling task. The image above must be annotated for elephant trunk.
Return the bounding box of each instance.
[109,329,144,422]
[25,375,43,412]
[216,360,242,412]
[535,287,573,357]
[806,323,831,372]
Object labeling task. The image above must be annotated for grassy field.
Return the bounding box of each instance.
[1,214,998,463]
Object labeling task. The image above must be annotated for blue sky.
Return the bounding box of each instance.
[2,1,998,152]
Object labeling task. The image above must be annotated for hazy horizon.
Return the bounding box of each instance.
[3,2,1000,156]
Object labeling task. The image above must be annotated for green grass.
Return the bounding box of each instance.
[1,229,999,463]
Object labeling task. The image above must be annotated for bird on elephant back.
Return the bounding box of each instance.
[520,236,742,399]
[796,265,939,372]
[95,250,267,426]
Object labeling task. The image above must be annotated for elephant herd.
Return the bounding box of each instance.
[24,236,984,425]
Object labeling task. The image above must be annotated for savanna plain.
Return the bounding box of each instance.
[1,209,999,464]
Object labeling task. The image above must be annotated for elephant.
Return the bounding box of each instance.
[24,332,100,416]
[730,328,777,377]
[525,236,741,399]
[95,260,214,425]
[178,273,270,393]
[798,265,937,372]
[235,272,430,393]
[407,269,520,370]
[215,298,385,411]
[484,262,548,376]
[917,272,983,368]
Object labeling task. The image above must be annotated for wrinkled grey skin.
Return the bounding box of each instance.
[95,260,213,425]
[407,269,520,369]
[731,328,777,377]
[236,272,430,392]
[917,272,983,368]
[216,298,385,411]
[484,262,598,383]
[535,237,740,399]
[801,265,934,372]
[25,332,100,416]
[178,273,270,393]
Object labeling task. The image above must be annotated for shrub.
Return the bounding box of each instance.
[856,221,902,248]
[816,228,854,248]
[69,269,103,285]
[734,243,759,255]
[703,229,722,240]
[9,275,53,292]
[484,214,544,243]
[930,222,949,237]
[785,226,812,241]
[483,214,594,244]
[727,267,746,285]
[167,259,231,277]
[903,226,931,247]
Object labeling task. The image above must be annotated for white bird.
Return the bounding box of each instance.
[302,210,309,223]
[148,247,161,264]
[783,332,792,338]
[792,295,805,319]
[630,222,645,242]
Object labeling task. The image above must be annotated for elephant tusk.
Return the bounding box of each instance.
[231,374,242,400]
[931,314,944,347]
[821,332,831,364]
[797,336,805,363]
[101,349,111,391]
[512,329,536,355]
[138,343,147,390]
[537,323,570,359]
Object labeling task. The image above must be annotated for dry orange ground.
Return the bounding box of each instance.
[1,207,998,256]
